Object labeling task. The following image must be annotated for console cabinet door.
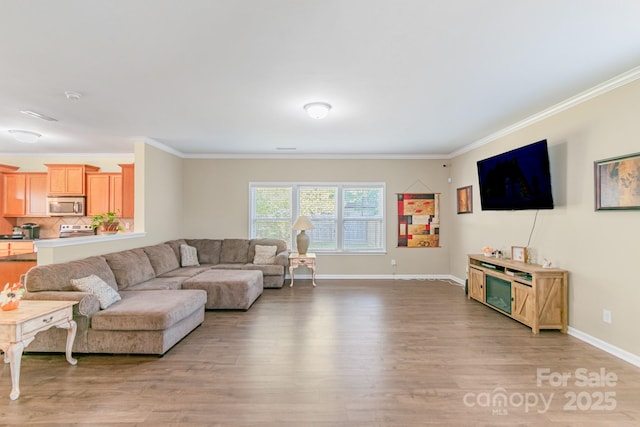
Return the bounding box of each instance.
[468,266,485,302]
[512,282,534,325]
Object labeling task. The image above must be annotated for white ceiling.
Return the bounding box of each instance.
[2,1,640,158]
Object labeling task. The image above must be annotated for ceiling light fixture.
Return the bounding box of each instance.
[8,130,42,144]
[304,102,332,119]
[20,110,58,121]
[65,90,82,100]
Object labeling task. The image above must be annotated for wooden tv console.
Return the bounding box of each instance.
[467,254,568,334]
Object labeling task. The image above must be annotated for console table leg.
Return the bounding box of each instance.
[7,342,24,400]
[57,320,78,365]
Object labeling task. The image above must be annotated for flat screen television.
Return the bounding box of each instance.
[477,139,554,210]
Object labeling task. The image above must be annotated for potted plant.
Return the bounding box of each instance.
[91,211,124,235]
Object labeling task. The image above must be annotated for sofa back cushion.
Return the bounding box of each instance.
[143,244,180,276]
[185,239,222,264]
[25,256,118,292]
[165,239,188,265]
[220,239,250,264]
[104,248,156,290]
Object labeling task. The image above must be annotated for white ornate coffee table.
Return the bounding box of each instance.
[0,300,77,400]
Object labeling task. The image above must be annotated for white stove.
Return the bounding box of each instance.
[59,224,95,238]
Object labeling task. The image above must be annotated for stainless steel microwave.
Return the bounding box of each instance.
[46,196,86,216]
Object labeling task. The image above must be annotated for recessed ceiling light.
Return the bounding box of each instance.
[304,102,332,119]
[20,110,58,121]
[8,130,42,143]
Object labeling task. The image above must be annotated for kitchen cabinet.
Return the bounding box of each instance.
[86,173,122,216]
[45,164,99,196]
[0,259,37,283]
[2,173,47,217]
[119,163,135,218]
[0,241,34,256]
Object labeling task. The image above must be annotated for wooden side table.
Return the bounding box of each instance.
[289,252,317,287]
[0,300,78,400]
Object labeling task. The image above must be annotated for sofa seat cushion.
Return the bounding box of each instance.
[241,263,285,276]
[25,256,117,292]
[91,289,206,331]
[125,277,186,291]
[159,265,214,278]
[143,244,180,276]
[104,248,156,290]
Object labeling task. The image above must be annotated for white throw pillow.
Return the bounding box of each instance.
[180,244,200,267]
[71,274,121,309]
[253,245,278,265]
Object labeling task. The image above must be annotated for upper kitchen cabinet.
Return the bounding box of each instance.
[119,163,134,218]
[46,164,99,196]
[86,173,122,216]
[2,172,47,217]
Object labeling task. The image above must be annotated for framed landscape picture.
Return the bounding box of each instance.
[456,185,473,214]
[594,152,640,210]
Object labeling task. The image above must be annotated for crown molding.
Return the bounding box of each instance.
[450,65,640,157]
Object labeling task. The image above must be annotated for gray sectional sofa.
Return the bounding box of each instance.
[23,238,289,355]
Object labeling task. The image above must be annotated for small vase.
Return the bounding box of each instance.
[1,300,20,311]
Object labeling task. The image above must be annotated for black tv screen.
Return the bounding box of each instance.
[477,139,554,210]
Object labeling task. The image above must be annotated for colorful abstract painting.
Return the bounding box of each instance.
[397,193,440,247]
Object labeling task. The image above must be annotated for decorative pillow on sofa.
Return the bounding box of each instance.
[253,245,278,265]
[180,244,200,267]
[71,274,121,309]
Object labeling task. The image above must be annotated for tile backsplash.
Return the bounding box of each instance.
[16,217,134,239]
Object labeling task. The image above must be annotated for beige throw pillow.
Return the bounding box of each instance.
[180,244,200,267]
[71,274,121,309]
[253,245,278,265]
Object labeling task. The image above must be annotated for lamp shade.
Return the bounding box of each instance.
[292,215,314,230]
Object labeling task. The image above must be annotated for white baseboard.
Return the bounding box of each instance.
[568,327,640,368]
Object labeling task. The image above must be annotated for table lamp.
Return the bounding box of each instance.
[292,215,314,255]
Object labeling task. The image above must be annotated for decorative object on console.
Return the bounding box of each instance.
[456,185,473,214]
[511,246,528,262]
[542,259,553,268]
[481,246,493,257]
[0,282,25,311]
[293,216,314,255]
[594,151,640,210]
[90,211,124,235]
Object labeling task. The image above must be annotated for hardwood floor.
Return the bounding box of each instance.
[1,279,639,426]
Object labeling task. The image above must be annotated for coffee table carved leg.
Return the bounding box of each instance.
[57,320,78,365]
[7,342,25,400]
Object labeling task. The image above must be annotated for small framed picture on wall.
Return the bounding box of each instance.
[511,246,527,262]
[456,185,473,214]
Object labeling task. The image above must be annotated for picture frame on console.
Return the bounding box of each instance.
[594,152,640,211]
[456,185,473,214]
[511,246,527,262]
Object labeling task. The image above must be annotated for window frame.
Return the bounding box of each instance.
[249,182,386,254]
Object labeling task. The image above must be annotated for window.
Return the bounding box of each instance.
[250,183,385,253]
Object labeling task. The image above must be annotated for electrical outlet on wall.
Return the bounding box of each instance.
[603,309,612,324]
[391,259,397,266]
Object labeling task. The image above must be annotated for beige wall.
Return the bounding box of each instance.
[449,79,640,357]
[181,158,450,276]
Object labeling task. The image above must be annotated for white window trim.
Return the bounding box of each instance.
[249,182,386,254]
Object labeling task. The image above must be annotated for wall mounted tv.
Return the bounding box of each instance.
[477,139,554,210]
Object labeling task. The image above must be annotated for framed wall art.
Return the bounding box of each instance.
[456,185,473,214]
[594,152,640,210]
[397,193,440,247]
[511,246,527,262]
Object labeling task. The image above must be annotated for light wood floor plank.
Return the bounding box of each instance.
[1,279,638,426]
